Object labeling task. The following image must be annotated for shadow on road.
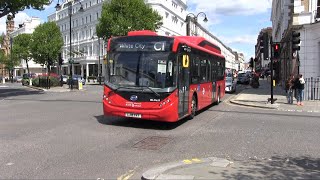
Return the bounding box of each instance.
[220,156,320,179]
[0,88,44,99]
[95,115,189,130]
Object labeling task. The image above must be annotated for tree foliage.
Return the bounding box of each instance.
[0,48,20,71]
[0,0,51,18]
[12,33,32,73]
[0,34,4,45]
[30,22,63,66]
[96,0,163,40]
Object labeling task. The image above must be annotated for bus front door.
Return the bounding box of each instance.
[178,54,190,118]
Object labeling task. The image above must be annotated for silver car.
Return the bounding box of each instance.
[225,77,237,93]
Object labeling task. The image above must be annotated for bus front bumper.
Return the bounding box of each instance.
[103,100,179,122]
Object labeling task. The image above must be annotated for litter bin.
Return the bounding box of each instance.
[72,79,79,89]
[78,80,83,90]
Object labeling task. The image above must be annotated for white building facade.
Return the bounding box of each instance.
[271,0,320,83]
[48,0,243,80]
[48,0,188,79]
[192,23,239,72]
[146,0,187,36]
[10,17,43,76]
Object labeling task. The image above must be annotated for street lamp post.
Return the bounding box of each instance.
[68,1,73,89]
[91,35,101,85]
[98,37,101,85]
[185,12,208,36]
[55,0,84,90]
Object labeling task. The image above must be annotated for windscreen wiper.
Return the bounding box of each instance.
[141,86,160,97]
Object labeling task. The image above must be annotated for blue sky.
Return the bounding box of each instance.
[0,0,272,62]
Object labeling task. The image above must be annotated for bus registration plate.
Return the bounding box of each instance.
[125,113,142,118]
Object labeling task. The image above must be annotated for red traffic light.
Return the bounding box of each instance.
[273,43,280,58]
[273,43,280,51]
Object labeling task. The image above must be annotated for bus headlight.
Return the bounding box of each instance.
[159,99,171,107]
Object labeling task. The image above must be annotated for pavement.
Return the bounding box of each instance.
[141,79,320,180]
[24,83,102,92]
[229,79,320,113]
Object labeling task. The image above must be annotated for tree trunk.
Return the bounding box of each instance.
[26,59,30,74]
[47,64,51,89]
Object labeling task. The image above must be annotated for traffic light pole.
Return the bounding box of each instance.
[270,38,274,104]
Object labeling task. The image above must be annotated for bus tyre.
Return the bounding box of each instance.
[215,89,220,105]
[189,95,197,119]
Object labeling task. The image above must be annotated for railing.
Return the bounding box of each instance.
[305,77,320,100]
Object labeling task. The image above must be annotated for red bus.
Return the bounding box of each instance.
[103,30,225,122]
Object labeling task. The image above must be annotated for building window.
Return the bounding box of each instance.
[90,1,91,6]
[90,14,92,22]
[317,0,320,18]
[97,12,99,19]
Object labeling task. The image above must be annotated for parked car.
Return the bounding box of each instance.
[67,75,85,85]
[21,73,37,85]
[237,73,250,84]
[61,75,68,84]
[14,76,23,83]
[225,77,237,93]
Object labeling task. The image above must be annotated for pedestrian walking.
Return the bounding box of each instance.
[285,74,295,104]
[296,74,305,106]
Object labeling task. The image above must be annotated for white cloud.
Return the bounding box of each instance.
[221,34,257,45]
[0,12,32,34]
[187,0,272,16]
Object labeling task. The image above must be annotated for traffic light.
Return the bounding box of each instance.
[259,36,264,53]
[292,31,300,51]
[249,57,254,68]
[273,43,280,59]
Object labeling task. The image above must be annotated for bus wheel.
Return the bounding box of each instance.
[189,95,197,119]
[215,89,220,105]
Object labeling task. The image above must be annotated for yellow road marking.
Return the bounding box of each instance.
[117,169,135,180]
[192,158,201,162]
[183,159,193,164]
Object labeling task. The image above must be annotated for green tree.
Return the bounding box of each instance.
[0,0,51,18]
[0,47,20,82]
[96,0,162,40]
[0,33,4,45]
[12,34,32,73]
[30,21,63,73]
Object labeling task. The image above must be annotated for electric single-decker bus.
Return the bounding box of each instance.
[103,30,225,122]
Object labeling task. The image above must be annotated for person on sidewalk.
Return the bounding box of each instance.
[285,74,295,104]
[296,74,305,106]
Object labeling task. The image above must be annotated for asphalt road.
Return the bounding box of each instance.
[0,83,319,179]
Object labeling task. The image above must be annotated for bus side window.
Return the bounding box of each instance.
[200,58,207,83]
[191,55,200,84]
